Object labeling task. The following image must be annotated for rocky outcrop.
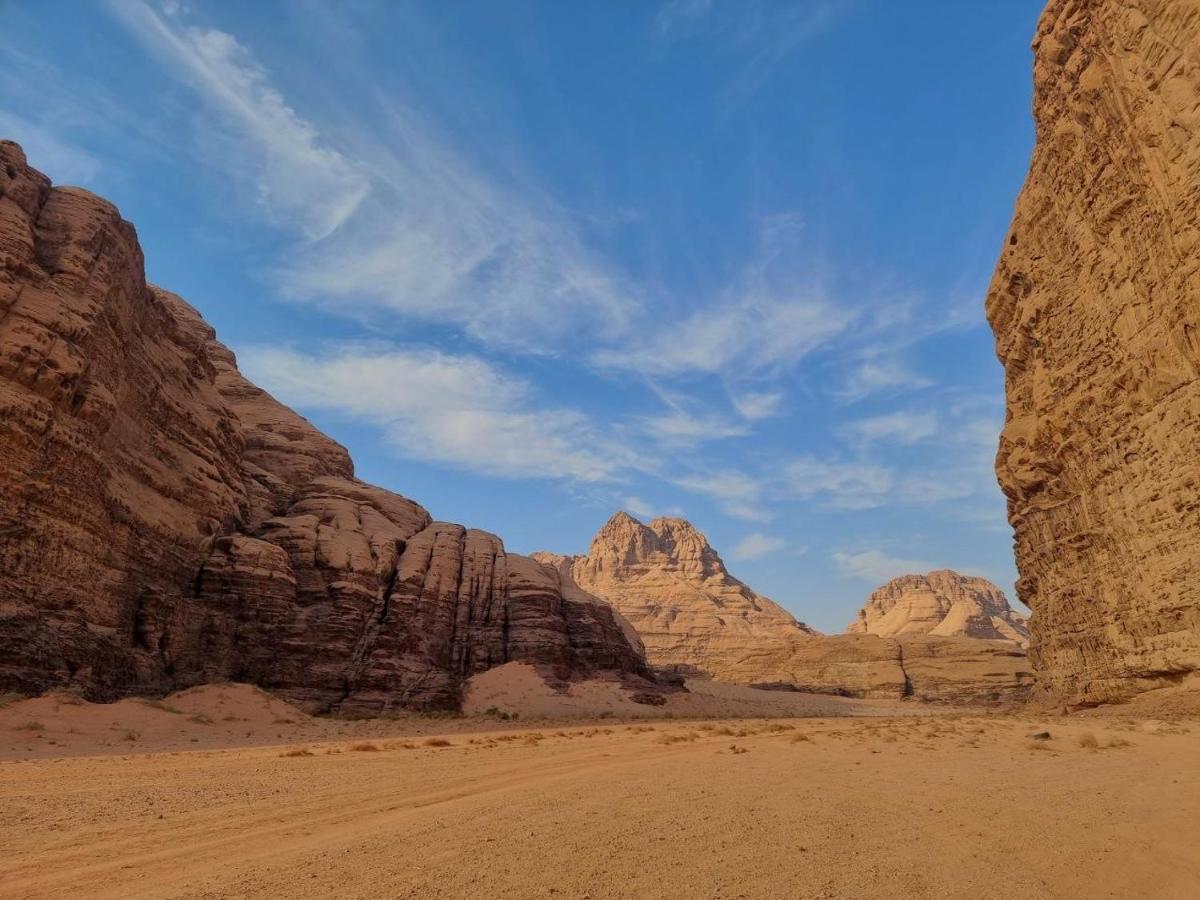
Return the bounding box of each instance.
[986,0,1200,704]
[777,634,1034,705]
[534,512,817,682]
[848,570,1029,645]
[538,513,1033,703]
[0,141,650,711]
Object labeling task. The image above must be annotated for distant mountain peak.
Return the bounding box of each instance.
[847,569,1029,645]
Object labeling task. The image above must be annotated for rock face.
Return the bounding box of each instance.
[986,0,1200,704]
[848,570,1029,645]
[779,634,1034,705]
[538,513,1034,703]
[0,141,650,711]
[534,512,817,682]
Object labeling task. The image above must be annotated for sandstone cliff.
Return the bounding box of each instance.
[986,0,1200,704]
[538,514,1033,703]
[534,512,818,680]
[848,570,1029,645]
[0,141,650,712]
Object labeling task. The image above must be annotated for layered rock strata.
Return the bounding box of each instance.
[986,0,1200,703]
[848,570,1029,645]
[0,141,650,712]
[538,514,1033,703]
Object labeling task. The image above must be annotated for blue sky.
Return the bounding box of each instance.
[0,0,1044,631]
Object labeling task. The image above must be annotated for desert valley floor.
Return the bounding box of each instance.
[2,669,1198,900]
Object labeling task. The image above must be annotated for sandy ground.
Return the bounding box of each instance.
[0,665,926,760]
[2,684,1198,900]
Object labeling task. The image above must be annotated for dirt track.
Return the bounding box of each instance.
[3,710,1198,899]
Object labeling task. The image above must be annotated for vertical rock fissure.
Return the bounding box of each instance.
[896,642,913,698]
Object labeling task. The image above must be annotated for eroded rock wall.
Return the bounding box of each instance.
[0,141,650,710]
[538,513,1033,703]
[987,0,1200,703]
[847,570,1029,645]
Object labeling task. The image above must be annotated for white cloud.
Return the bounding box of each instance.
[108,0,638,354]
[639,409,748,445]
[836,356,934,403]
[671,469,770,521]
[0,111,101,185]
[729,532,787,561]
[623,496,655,518]
[108,0,369,240]
[653,0,847,107]
[833,550,933,583]
[841,410,938,447]
[595,291,850,377]
[240,344,630,482]
[595,214,854,377]
[782,456,895,510]
[729,389,784,420]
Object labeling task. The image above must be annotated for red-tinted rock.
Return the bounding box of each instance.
[0,141,650,710]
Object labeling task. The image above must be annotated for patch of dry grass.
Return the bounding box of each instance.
[655,731,699,746]
[424,738,453,748]
[280,747,314,758]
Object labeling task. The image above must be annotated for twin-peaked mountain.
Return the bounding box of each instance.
[534,512,817,682]
[0,141,649,712]
[537,513,1033,702]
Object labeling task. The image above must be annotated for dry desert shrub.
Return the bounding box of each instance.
[1078,733,1100,749]
[280,747,314,757]
[349,742,381,752]
[729,744,749,754]
[654,731,700,746]
[790,733,812,744]
[121,730,139,742]
[382,741,418,750]
[764,723,796,733]
[139,699,184,715]
[424,737,453,747]
[188,713,214,726]
[14,720,45,732]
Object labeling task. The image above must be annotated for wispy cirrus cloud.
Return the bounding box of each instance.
[729,532,787,561]
[654,0,849,107]
[671,469,770,522]
[840,410,938,448]
[240,344,633,483]
[832,549,934,582]
[106,0,638,354]
[594,214,855,378]
[108,0,369,240]
[0,110,101,185]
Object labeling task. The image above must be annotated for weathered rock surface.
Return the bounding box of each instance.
[776,634,1034,705]
[986,0,1200,704]
[534,512,818,682]
[848,570,1029,645]
[0,141,650,711]
[538,513,1033,703]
